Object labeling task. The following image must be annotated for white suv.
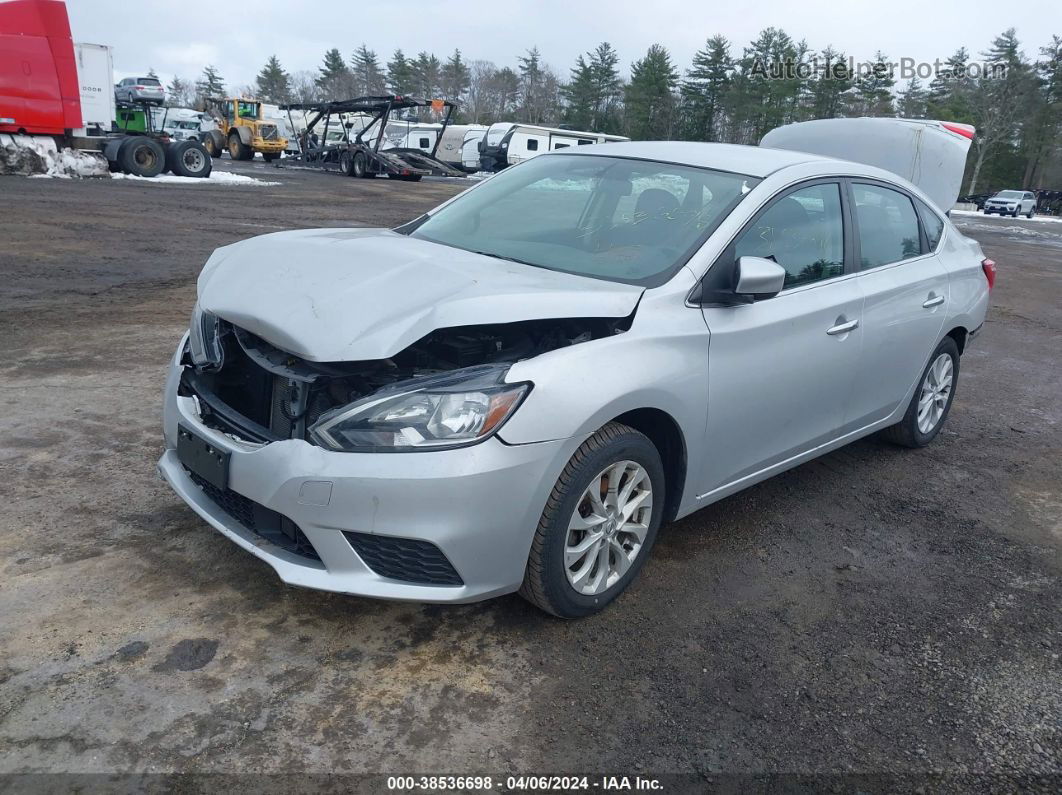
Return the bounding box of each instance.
[983,190,1036,218]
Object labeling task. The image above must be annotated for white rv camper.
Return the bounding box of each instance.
[430,123,486,169]
[478,122,629,171]
[461,127,489,171]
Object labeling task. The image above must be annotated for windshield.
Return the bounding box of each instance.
[996,190,1023,199]
[408,154,758,285]
[237,102,260,119]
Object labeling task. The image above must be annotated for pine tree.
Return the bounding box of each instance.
[625,44,679,140]
[351,45,385,96]
[387,49,416,95]
[681,35,732,141]
[195,65,225,103]
[256,55,290,103]
[165,76,191,107]
[853,51,896,116]
[411,52,442,97]
[808,46,851,120]
[441,49,471,103]
[563,43,623,132]
[316,48,352,98]
[147,67,159,80]
[517,47,543,122]
[897,76,928,118]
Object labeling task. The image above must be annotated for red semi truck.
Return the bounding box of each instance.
[0,0,211,177]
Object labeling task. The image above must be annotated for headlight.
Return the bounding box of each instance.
[187,301,223,369]
[309,364,530,452]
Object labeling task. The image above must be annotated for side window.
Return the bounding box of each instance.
[577,139,592,145]
[853,184,922,268]
[734,182,845,288]
[419,137,430,148]
[915,199,945,251]
[526,139,539,151]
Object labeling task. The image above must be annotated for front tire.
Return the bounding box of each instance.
[228,133,252,161]
[520,422,665,618]
[882,337,960,448]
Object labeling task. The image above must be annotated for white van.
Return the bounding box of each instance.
[478,122,629,171]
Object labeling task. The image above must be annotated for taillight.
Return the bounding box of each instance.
[982,258,997,289]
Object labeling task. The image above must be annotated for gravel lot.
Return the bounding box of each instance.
[1,160,1059,787]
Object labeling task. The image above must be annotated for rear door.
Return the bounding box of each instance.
[699,180,864,494]
[846,181,949,427]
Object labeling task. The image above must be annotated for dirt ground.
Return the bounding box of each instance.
[1,160,1059,787]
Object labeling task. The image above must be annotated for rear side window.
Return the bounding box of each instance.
[734,182,845,288]
[916,200,945,251]
[853,184,921,268]
[526,139,539,151]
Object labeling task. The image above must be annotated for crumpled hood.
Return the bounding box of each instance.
[197,228,643,362]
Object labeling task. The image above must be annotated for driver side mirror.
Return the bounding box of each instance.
[734,256,786,300]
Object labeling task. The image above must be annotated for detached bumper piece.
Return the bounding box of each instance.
[343,532,463,586]
[186,470,321,562]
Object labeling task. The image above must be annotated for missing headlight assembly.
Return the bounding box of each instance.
[179,314,631,450]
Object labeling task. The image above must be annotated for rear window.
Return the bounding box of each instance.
[916,199,945,251]
[138,78,161,86]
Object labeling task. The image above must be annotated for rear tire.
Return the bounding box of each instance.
[352,151,369,178]
[881,336,960,448]
[340,150,355,176]
[166,140,212,178]
[519,422,665,618]
[119,137,165,177]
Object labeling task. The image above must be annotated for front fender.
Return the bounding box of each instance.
[236,126,253,145]
[498,272,709,511]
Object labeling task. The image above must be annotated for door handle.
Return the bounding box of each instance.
[826,319,859,336]
[923,295,945,308]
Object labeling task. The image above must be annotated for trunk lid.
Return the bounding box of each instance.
[760,118,975,212]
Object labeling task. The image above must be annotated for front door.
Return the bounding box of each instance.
[699,181,864,496]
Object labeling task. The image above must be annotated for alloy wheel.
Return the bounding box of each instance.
[917,353,954,434]
[565,460,652,596]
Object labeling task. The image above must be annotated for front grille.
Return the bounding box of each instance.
[343,532,463,586]
[259,124,278,140]
[187,470,321,562]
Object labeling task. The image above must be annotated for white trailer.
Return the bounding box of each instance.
[73,42,114,135]
[431,123,486,169]
[461,127,489,171]
[478,122,629,171]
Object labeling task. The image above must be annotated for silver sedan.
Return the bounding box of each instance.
[159,126,991,617]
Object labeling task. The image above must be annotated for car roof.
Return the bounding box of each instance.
[550,140,833,178]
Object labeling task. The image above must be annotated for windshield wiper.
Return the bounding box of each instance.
[469,250,538,268]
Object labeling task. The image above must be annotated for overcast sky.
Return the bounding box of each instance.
[68,0,1059,88]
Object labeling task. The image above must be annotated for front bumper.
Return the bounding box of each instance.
[158,337,576,602]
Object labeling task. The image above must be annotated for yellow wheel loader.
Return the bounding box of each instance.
[199,98,287,161]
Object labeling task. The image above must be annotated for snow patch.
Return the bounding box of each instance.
[110,169,281,186]
[2,134,109,178]
[952,209,1062,224]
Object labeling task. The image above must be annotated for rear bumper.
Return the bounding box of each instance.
[159,337,576,602]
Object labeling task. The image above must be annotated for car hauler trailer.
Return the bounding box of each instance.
[279,95,466,180]
[0,0,211,178]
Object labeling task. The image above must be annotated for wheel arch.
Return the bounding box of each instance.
[945,325,969,355]
[609,407,687,523]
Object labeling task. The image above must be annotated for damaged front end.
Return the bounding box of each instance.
[180,308,632,451]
